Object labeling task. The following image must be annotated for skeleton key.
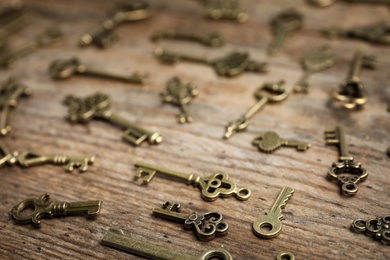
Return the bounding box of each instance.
[224,80,289,139]
[203,0,248,23]
[101,228,233,260]
[294,45,335,93]
[152,201,228,241]
[162,77,198,123]
[252,131,311,153]
[333,51,376,109]
[0,13,30,49]
[154,47,269,77]
[49,57,148,85]
[0,0,23,18]
[307,0,390,7]
[152,31,225,47]
[253,187,294,239]
[10,193,102,228]
[134,161,251,201]
[268,9,303,56]
[325,125,368,196]
[351,215,390,245]
[63,93,162,146]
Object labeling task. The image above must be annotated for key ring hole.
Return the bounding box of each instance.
[237,188,251,200]
[209,179,221,188]
[15,202,36,218]
[352,219,366,232]
[342,182,358,195]
[277,252,295,260]
[201,249,233,260]
[260,223,273,232]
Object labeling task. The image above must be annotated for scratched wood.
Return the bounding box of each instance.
[0,0,389,259]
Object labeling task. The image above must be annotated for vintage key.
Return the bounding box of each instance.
[101,228,233,260]
[351,215,390,245]
[325,125,368,196]
[63,92,162,146]
[268,9,303,56]
[252,131,311,153]
[152,30,225,47]
[134,161,251,201]
[49,57,148,85]
[0,13,30,49]
[161,77,198,123]
[253,187,294,239]
[152,201,228,241]
[10,193,102,228]
[294,45,335,93]
[333,51,376,109]
[0,77,31,136]
[307,0,390,7]
[224,80,289,139]
[154,47,269,77]
[203,0,248,23]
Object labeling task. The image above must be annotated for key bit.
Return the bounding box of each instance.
[252,131,311,153]
[151,30,225,47]
[351,216,390,245]
[203,0,248,22]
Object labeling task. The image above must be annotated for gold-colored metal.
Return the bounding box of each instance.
[49,57,148,85]
[202,0,247,22]
[351,215,390,245]
[10,193,102,227]
[276,252,295,260]
[307,0,390,7]
[253,187,294,239]
[252,131,310,153]
[224,80,289,139]
[294,45,335,93]
[154,47,269,77]
[325,126,368,196]
[0,13,30,49]
[134,161,251,201]
[0,77,31,136]
[151,30,225,47]
[162,77,198,123]
[63,93,162,146]
[268,9,303,56]
[152,201,228,241]
[101,228,233,259]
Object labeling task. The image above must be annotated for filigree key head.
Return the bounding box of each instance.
[213,51,249,77]
[255,80,289,101]
[184,212,228,241]
[162,77,198,105]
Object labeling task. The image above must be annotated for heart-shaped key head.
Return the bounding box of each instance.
[213,52,249,77]
[333,80,367,109]
[252,132,283,153]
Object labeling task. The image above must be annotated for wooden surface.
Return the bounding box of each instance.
[0,0,389,259]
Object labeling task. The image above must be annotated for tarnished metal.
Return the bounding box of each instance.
[203,0,247,22]
[351,215,390,245]
[276,252,295,260]
[152,30,225,47]
[252,131,310,153]
[307,0,390,7]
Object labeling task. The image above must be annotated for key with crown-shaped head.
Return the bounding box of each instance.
[252,131,310,153]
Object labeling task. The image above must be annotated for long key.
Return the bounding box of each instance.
[151,30,225,47]
[252,131,311,153]
[134,161,251,201]
[0,13,30,49]
[325,125,368,196]
[49,57,148,85]
[10,193,102,228]
[224,81,289,139]
[152,201,228,241]
[268,9,303,56]
[253,187,294,239]
[63,93,162,146]
[307,0,390,7]
[101,228,233,260]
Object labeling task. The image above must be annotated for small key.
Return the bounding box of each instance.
[203,0,248,23]
[252,131,311,153]
[0,0,23,18]
[134,161,251,201]
[307,0,390,7]
[10,193,102,227]
[101,228,233,260]
[49,57,148,85]
[224,80,289,139]
[152,201,228,241]
[276,252,295,260]
[325,125,368,196]
[351,215,390,245]
[0,13,30,49]
[268,9,303,56]
[154,47,269,77]
[253,187,294,239]
[152,30,225,47]
[63,93,162,146]
[161,77,198,123]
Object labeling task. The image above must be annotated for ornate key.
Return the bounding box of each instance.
[134,161,251,201]
[49,57,148,85]
[154,47,269,77]
[10,193,102,227]
[224,80,289,139]
[294,45,335,93]
[151,30,225,47]
[152,201,228,241]
[333,51,376,109]
[276,252,295,260]
[0,77,31,136]
[307,0,390,7]
[325,126,368,196]
[351,215,390,245]
[0,13,30,49]
[63,93,162,146]
[202,0,248,22]
[101,228,233,260]
[268,9,303,56]
[253,187,294,239]
[252,131,311,153]
[161,77,198,123]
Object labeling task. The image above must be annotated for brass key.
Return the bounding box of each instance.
[152,30,225,47]
[49,57,148,85]
[0,13,30,49]
[252,131,311,153]
[155,47,269,77]
[203,0,248,23]
[152,201,228,241]
[325,125,368,196]
[253,187,294,239]
[224,81,289,139]
[63,93,162,146]
[10,193,102,227]
[307,0,390,7]
[101,228,233,260]
[134,161,251,201]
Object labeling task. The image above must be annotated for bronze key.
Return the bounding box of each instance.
[252,131,311,153]
[152,31,225,47]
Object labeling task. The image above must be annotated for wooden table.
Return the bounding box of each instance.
[0,0,389,259]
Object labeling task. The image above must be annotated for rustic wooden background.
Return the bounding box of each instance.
[0,0,389,259]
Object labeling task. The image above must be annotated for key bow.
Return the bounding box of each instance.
[185,211,228,241]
